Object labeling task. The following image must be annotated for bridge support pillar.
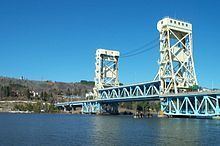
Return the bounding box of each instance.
[111,103,119,114]
[82,102,102,114]
[62,106,66,112]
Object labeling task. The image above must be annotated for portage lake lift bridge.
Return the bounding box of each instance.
[55,17,220,118]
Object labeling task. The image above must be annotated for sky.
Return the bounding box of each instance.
[0,0,220,88]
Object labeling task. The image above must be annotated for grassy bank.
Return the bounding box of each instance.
[0,101,59,113]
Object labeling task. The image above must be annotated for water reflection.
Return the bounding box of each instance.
[0,114,220,146]
[91,115,126,146]
[90,116,220,146]
[154,118,201,145]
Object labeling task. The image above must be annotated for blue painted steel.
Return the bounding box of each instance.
[82,102,101,114]
[54,80,220,117]
[55,81,160,114]
[161,92,220,117]
[98,81,160,99]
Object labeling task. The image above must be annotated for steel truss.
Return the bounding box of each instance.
[93,49,120,97]
[81,81,160,114]
[161,94,220,117]
[99,81,160,99]
[55,17,220,118]
[155,18,198,94]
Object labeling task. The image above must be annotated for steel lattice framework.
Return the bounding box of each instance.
[155,17,198,94]
[93,49,120,97]
[99,81,160,99]
[161,92,220,117]
[82,81,160,114]
[55,17,220,118]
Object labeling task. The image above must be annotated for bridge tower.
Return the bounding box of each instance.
[156,17,198,94]
[93,49,120,98]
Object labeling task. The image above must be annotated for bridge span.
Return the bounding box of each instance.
[55,17,220,118]
[55,85,220,117]
[55,81,161,113]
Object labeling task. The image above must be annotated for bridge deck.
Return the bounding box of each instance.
[161,91,220,98]
[55,79,220,117]
[55,91,220,107]
[55,95,160,107]
[55,81,161,107]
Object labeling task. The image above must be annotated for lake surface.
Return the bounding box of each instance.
[0,113,220,146]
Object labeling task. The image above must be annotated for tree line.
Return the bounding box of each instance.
[14,102,59,113]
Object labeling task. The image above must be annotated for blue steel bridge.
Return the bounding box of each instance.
[55,81,220,117]
[55,17,220,117]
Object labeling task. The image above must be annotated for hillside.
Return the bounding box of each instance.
[0,76,94,103]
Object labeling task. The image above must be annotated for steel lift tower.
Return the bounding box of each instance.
[93,49,120,98]
[156,17,198,94]
[55,17,220,117]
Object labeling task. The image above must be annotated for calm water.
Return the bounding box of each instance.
[0,113,220,146]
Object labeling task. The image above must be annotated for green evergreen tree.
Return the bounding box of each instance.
[40,91,44,98]
[26,89,31,99]
[66,88,71,96]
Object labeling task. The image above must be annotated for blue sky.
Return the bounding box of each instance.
[0,0,220,88]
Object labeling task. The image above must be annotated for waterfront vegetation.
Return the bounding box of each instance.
[0,77,94,102]
[0,77,95,113]
[120,101,161,114]
[0,77,160,114]
[13,102,59,113]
